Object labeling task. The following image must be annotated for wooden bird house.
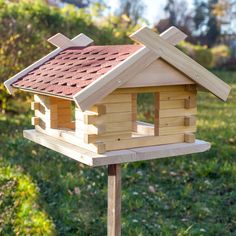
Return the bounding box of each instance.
[4,26,231,155]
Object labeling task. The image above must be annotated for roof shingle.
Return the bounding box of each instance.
[12,45,142,98]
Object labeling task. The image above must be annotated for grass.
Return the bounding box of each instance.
[0,70,236,235]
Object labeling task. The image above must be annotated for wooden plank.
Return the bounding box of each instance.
[106,121,132,133]
[105,103,132,113]
[130,26,231,101]
[35,126,105,153]
[86,132,132,144]
[73,27,187,111]
[76,112,132,125]
[104,134,185,151]
[136,121,154,136]
[184,116,196,126]
[89,105,106,115]
[31,117,40,126]
[160,100,185,109]
[185,96,197,109]
[154,93,160,135]
[121,59,194,88]
[47,33,75,49]
[31,102,40,110]
[159,126,196,135]
[160,117,185,127]
[160,91,196,101]
[131,94,137,132]
[98,94,132,104]
[184,133,195,143]
[108,164,121,236]
[160,108,197,118]
[114,85,186,94]
[23,130,210,167]
[4,33,93,94]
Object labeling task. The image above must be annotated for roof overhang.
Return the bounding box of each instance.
[4,33,93,94]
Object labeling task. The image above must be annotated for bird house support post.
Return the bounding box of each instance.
[108,164,121,236]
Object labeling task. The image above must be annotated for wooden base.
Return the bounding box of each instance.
[108,164,121,236]
[23,129,211,167]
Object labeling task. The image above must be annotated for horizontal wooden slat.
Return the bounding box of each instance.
[160,100,185,109]
[104,134,185,151]
[160,108,197,118]
[105,103,132,113]
[85,112,132,125]
[87,132,132,143]
[184,133,195,143]
[98,94,132,104]
[159,126,196,135]
[35,125,105,153]
[160,91,196,101]
[160,117,185,127]
[114,85,187,94]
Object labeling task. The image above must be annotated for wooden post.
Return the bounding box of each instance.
[108,164,121,236]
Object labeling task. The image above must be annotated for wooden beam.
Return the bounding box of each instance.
[154,93,160,135]
[184,116,196,126]
[131,94,137,132]
[23,129,211,167]
[130,26,231,101]
[31,102,40,110]
[47,33,75,49]
[31,117,40,126]
[73,27,187,111]
[184,133,195,143]
[108,164,121,236]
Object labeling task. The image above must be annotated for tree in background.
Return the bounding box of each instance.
[117,0,146,25]
[156,0,194,42]
[193,0,227,46]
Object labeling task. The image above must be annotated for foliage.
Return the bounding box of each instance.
[178,41,230,69]
[0,71,235,235]
[211,44,231,68]
[193,0,221,47]
[117,0,146,25]
[0,0,135,113]
[179,41,213,68]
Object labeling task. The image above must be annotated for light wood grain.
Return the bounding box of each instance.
[122,59,194,88]
[130,26,231,101]
[23,129,211,166]
[108,164,121,236]
[73,27,187,111]
[159,108,197,118]
[184,133,195,143]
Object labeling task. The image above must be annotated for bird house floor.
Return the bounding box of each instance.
[23,129,210,167]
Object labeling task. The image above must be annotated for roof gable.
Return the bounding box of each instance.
[121,59,194,88]
[130,26,231,101]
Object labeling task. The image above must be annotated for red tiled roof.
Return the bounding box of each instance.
[12,45,142,98]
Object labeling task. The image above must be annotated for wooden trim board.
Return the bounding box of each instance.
[23,129,211,167]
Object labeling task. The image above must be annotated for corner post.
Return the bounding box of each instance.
[107,164,121,236]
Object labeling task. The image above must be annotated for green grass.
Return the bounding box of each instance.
[0,70,236,235]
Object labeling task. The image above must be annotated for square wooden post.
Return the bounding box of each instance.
[108,164,121,236]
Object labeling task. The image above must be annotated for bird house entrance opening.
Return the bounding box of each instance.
[132,92,159,137]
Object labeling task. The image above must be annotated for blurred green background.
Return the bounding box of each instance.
[0,0,235,235]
